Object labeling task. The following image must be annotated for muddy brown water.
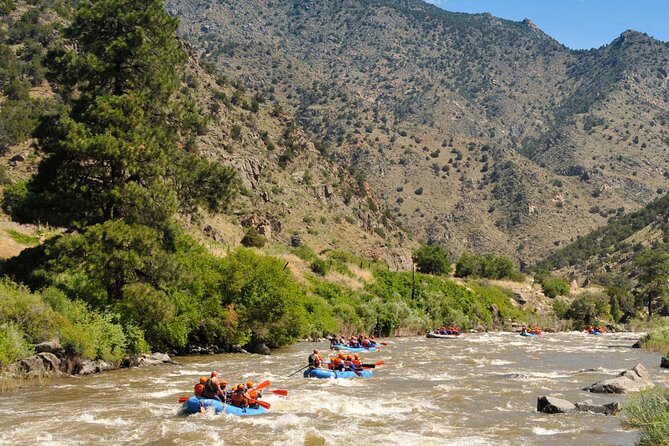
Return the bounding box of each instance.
[0,332,666,445]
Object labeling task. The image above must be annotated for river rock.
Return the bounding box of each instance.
[230,344,249,354]
[584,363,653,394]
[574,401,622,416]
[244,340,271,355]
[19,356,46,377]
[537,396,621,415]
[35,340,62,355]
[537,396,576,414]
[661,356,669,369]
[37,352,61,372]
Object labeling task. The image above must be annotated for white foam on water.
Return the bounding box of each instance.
[142,388,184,399]
[532,427,578,436]
[490,359,514,366]
[76,413,131,427]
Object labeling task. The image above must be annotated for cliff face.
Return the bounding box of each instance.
[167,0,669,264]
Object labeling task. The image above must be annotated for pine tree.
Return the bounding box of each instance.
[18,0,236,230]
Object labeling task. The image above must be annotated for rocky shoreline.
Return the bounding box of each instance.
[0,340,177,387]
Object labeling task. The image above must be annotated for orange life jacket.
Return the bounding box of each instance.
[248,389,258,404]
[230,390,249,407]
[352,360,361,366]
[194,383,204,397]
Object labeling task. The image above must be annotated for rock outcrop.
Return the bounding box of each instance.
[537,396,621,415]
[661,356,669,369]
[583,363,654,394]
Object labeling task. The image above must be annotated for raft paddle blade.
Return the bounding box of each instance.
[257,400,271,409]
[178,396,189,403]
[270,389,288,396]
[255,380,271,390]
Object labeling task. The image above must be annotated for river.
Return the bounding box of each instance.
[0,332,666,445]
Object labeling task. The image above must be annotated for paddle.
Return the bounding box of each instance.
[287,364,309,377]
[178,396,189,403]
[257,400,271,409]
[253,380,271,391]
[269,389,288,396]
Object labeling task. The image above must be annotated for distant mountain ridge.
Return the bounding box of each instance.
[167,0,669,264]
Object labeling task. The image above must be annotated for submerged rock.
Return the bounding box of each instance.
[537,396,621,415]
[583,363,654,394]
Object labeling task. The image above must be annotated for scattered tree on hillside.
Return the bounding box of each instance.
[634,248,669,318]
[413,244,451,276]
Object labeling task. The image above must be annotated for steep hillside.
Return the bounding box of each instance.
[0,1,413,268]
[167,0,669,264]
[535,192,669,282]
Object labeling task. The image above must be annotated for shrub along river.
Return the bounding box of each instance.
[0,332,666,445]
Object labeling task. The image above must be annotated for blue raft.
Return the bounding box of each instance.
[183,396,268,416]
[520,332,539,337]
[303,368,373,379]
[331,344,378,352]
[588,331,604,335]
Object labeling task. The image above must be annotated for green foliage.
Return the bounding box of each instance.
[413,244,451,276]
[0,280,130,363]
[310,258,329,276]
[5,229,39,246]
[634,248,669,318]
[241,227,266,248]
[567,291,612,326]
[455,252,524,281]
[636,327,669,355]
[536,194,669,271]
[14,0,236,229]
[537,275,570,298]
[0,323,32,367]
[624,386,669,446]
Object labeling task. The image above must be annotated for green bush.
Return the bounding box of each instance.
[455,252,524,281]
[567,291,611,326]
[310,258,329,276]
[538,275,570,298]
[636,327,669,354]
[413,244,451,276]
[240,227,266,248]
[624,386,669,446]
[0,323,33,367]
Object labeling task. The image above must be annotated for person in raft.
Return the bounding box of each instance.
[202,371,228,402]
[246,381,263,409]
[230,384,251,408]
[308,349,323,369]
[329,335,338,349]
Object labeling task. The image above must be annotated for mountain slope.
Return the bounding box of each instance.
[0,1,412,268]
[167,0,669,264]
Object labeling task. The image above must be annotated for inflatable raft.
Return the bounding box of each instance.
[520,332,540,337]
[587,331,604,335]
[182,396,268,416]
[331,344,378,352]
[303,368,373,379]
[426,332,461,339]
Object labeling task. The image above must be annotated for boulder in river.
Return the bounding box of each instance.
[537,396,575,414]
[537,396,621,415]
[661,356,669,369]
[583,363,654,394]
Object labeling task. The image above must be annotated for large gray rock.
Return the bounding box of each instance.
[37,352,61,372]
[35,340,62,355]
[661,356,669,369]
[19,356,45,377]
[537,396,576,414]
[538,396,622,415]
[79,360,102,375]
[574,401,622,416]
[584,363,654,394]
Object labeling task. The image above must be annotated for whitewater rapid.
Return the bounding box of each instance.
[0,332,665,445]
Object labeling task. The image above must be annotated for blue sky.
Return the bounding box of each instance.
[425,0,669,49]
